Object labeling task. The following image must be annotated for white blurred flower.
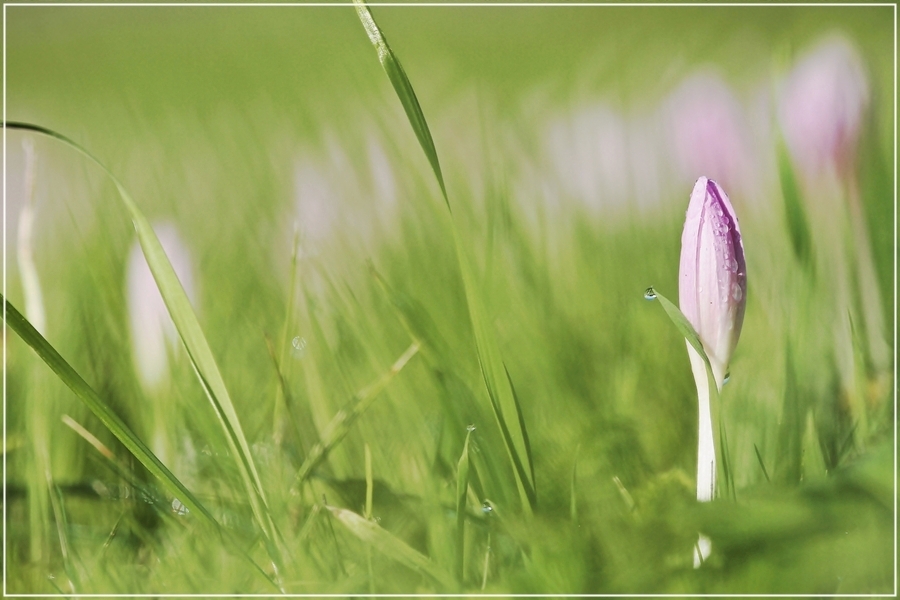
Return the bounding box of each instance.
[778,34,869,179]
[366,133,398,210]
[294,154,340,254]
[543,103,631,213]
[126,221,198,393]
[292,130,401,260]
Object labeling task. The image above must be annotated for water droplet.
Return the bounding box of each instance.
[723,371,731,385]
[726,258,738,273]
[643,287,657,301]
[291,336,307,358]
[731,283,743,302]
[466,424,476,432]
[481,502,493,514]
[172,498,189,516]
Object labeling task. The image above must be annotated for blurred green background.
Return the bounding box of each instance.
[4,4,895,595]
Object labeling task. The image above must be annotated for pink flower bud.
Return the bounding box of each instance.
[679,177,746,385]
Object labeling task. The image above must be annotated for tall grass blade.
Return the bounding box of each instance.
[352,2,536,512]
[4,121,281,569]
[776,134,814,274]
[327,505,457,589]
[353,0,448,209]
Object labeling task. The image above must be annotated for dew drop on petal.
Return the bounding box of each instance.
[731,283,743,302]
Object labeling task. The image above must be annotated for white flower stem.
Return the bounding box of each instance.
[687,343,724,567]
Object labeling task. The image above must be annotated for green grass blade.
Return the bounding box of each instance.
[777,343,804,484]
[776,133,815,275]
[353,0,448,209]
[49,482,79,593]
[364,443,374,519]
[753,443,771,483]
[455,427,472,581]
[327,504,457,589]
[3,294,216,525]
[4,121,281,566]
[570,444,581,521]
[351,5,536,512]
[646,287,731,499]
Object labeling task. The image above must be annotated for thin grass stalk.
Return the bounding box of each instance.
[455,427,472,581]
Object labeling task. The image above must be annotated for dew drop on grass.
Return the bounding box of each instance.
[723,371,731,385]
[291,336,307,358]
[466,424,476,432]
[172,498,189,516]
[643,287,657,301]
[481,502,493,514]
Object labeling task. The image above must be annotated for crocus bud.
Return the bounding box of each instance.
[679,177,746,387]
[680,177,746,568]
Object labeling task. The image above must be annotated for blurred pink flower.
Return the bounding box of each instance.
[665,71,749,192]
[779,35,869,179]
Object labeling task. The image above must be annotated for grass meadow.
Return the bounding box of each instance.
[3,4,895,595]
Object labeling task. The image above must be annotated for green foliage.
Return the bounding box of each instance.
[3,5,893,596]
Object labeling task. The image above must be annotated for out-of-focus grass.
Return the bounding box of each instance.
[4,5,894,595]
